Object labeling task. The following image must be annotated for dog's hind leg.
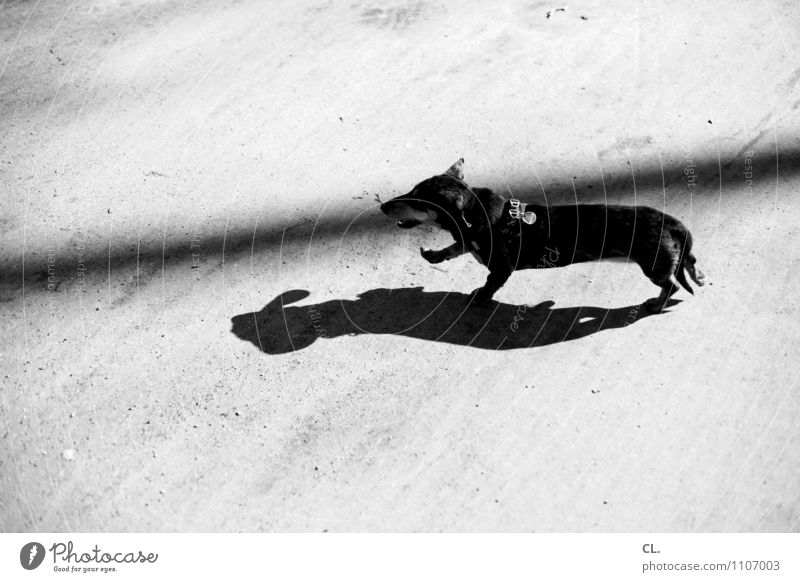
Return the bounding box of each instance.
[645,278,680,313]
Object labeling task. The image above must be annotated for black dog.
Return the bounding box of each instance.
[380,158,705,312]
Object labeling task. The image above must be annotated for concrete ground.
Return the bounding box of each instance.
[1,0,799,531]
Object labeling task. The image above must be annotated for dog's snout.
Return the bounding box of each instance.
[381,199,404,216]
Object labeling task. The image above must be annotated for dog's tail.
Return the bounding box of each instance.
[672,228,706,294]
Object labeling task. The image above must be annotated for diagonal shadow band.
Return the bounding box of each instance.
[230,287,677,353]
[5,146,794,289]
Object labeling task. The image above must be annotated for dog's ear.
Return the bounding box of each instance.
[444,158,465,181]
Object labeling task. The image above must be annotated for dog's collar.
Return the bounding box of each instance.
[439,174,536,226]
[438,175,534,252]
[463,199,535,255]
[508,199,536,225]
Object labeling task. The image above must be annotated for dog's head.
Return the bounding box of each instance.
[380,158,471,229]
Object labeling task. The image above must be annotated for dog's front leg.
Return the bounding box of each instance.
[472,266,512,306]
[420,243,465,264]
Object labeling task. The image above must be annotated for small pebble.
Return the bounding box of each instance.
[62,448,75,461]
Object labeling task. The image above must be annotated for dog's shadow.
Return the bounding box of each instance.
[231,287,676,353]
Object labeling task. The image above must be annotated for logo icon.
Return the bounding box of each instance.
[20,542,46,570]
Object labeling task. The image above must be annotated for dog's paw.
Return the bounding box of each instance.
[420,247,445,264]
[695,269,706,286]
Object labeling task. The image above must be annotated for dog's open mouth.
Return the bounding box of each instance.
[397,219,421,228]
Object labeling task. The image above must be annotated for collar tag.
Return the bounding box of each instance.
[509,199,536,225]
